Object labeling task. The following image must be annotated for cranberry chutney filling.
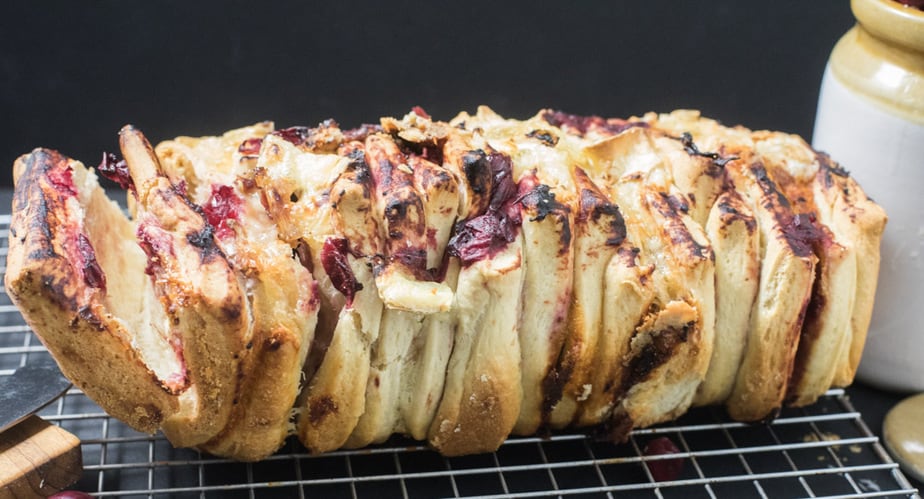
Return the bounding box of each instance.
[43,159,108,293]
[446,150,524,266]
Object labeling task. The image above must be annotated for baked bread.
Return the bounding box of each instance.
[5,107,886,461]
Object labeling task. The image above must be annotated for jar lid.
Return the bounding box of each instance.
[852,0,924,51]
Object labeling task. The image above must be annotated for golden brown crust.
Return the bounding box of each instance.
[155,124,320,461]
[427,242,524,456]
[694,190,760,406]
[723,158,817,421]
[121,127,249,447]
[7,107,885,461]
[5,150,179,433]
[815,157,887,387]
[547,168,624,428]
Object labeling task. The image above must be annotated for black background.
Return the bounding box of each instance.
[1,1,853,188]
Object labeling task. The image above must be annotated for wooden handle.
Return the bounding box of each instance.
[0,415,83,498]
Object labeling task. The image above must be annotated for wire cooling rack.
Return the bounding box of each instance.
[0,213,919,499]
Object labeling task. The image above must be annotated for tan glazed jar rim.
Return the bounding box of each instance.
[852,0,924,52]
[830,0,924,123]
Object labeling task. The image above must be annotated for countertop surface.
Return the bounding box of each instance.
[842,381,924,490]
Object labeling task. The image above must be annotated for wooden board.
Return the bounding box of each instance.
[0,415,82,498]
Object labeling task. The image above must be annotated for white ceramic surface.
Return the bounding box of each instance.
[814,64,924,392]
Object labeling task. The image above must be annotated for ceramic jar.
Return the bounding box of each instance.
[813,0,924,392]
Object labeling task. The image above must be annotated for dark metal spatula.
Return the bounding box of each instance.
[0,363,72,433]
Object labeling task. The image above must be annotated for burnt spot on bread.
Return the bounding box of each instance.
[618,246,641,267]
[525,129,559,147]
[677,132,737,169]
[540,361,573,425]
[413,159,455,193]
[750,162,791,210]
[383,193,424,241]
[135,403,165,429]
[220,300,243,323]
[650,192,712,261]
[716,194,758,233]
[517,176,573,252]
[264,335,283,351]
[461,150,494,209]
[186,224,223,263]
[76,305,105,331]
[748,162,824,259]
[308,396,338,424]
[816,151,849,181]
[573,168,627,247]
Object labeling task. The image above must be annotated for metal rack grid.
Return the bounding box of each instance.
[0,212,919,499]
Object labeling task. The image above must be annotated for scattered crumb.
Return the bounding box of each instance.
[577,384,592,401]
[849,444,863,454]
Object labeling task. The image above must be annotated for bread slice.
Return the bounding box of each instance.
[6,149,180,434]
[642,112,819,420]
[811,157,886,387]
[120,126,250,447]
[694,190,760,406]
[546,167,625,428]
[363,132,453,313]
[750,132,875,405]
[347,116,463,447]
[400,260,459,440]
[427,146,526,456]
[564,125,715,433]
[721,154,817,420]
[448,107,576,435]
[427,238,524,456]
[154,125,319,460]
[245,134,382,453]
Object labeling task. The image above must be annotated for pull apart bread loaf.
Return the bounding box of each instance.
[5,107,886,461]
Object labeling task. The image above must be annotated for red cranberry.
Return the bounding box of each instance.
[202,184,242,240]
[271,127,310,146]
[447,152,523,266]
[77,233,106,291]
[894,0,924,9]
[238,137,263,156]
[49,491,94,499]
[643,436,684,482]
[411,106,431,119]
[47,164,78,197]
[320,237,362,306]
[97,152,133,191]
